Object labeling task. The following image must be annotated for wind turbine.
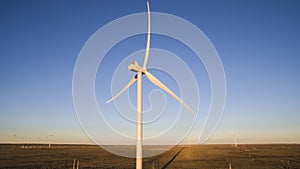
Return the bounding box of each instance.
[233,133,238,148]
[13,133,16,144]
[106,2,195,169]
[48,134,53,148]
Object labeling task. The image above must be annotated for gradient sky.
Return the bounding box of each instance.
[0,0,299,144]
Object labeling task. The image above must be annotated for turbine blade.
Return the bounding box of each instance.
[144,71,195,115]
[143,1,151,68]
[106,76,137,104]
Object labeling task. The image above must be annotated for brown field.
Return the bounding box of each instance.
[0,144,299,169]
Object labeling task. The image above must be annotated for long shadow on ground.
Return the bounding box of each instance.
[161,147,185,169]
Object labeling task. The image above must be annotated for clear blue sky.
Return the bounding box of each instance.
[0,0,299,144]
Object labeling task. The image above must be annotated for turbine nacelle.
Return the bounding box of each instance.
[128,61,146,73]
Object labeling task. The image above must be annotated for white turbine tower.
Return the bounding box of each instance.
[233,133,238,148]
[48,134,53,148]
[13,133,16,144]
[106,2,195,169]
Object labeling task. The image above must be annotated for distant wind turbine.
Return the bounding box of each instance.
[106,2,195,169]
[48,134,53,148]
[13,133,16,144]
[233,134,238,148]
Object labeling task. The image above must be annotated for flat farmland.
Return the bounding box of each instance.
[0,144,299,168]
